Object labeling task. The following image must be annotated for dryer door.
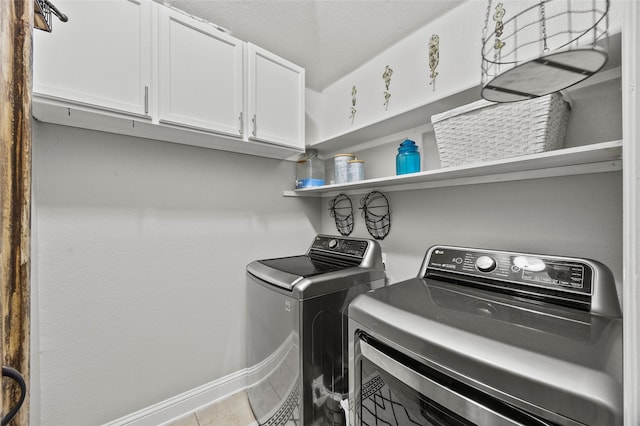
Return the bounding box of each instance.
[354,334,558,426]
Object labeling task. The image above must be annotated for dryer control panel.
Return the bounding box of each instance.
[425,246,593,296]
[427,246,594,295]
[422,245,621,317]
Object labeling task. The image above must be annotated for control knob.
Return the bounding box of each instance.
[328,239,338,249]
[476,255,497,272]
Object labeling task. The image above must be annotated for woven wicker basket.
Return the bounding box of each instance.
[432,93,570,168]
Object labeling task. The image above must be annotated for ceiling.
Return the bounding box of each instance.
[158,0,465,92]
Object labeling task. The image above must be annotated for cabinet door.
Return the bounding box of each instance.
[247,44,305,150]
[33,0,151,117]
[158,6,244,137]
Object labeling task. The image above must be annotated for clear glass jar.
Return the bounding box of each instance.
[295,151,325,188]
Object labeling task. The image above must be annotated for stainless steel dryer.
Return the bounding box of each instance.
[348,245,623,426]
[246,234,385,426]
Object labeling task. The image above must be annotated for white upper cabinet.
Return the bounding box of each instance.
[33,0,151,117]
[247,43,305,150]
[31,2,305,158]
[158,6,244,137]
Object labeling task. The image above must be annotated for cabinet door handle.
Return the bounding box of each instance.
[238,112,243,135]
[252,114,257,137]
[144,86,149,114]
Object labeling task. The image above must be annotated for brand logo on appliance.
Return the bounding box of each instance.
[284,300,291,312]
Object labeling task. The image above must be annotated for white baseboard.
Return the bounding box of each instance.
[102,369,248,426]
[245,332,298,388]
[102,335,298,426]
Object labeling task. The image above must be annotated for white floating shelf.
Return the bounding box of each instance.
[308,84,481,156]
[307,66,621,158]
[283,140,622,197]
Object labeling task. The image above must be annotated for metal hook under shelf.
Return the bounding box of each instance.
[34,0,68,33]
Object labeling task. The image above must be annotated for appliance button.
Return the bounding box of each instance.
[476,255,497,272]
[513,256,546,272]
[328,239,338,249]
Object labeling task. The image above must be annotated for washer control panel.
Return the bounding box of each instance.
[311,235,369,258]
[425,246,593,296]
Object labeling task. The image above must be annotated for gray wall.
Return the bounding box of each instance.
[29,78,623,425]
[321,173,623,294]
[319,59,624,290]
[31,122,321,425]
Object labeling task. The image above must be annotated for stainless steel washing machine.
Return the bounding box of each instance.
[349,245,623,426]
[246,234,385,426]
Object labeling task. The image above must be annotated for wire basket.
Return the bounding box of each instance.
[481,0,610,102]
[34,0,53,32]
[360,191,390,240]
[34,0,68,32]
[432,92,570,168]
[329,194,354,236]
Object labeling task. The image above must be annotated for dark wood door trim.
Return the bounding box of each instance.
[1,1,34,425]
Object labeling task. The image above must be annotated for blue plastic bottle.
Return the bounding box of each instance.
[396,139,420,175]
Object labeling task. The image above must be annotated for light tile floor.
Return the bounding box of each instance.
[169,391,258,426]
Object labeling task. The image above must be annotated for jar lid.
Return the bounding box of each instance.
[398,139,419,153]
[348,159,365,163]
[335,153,355,157]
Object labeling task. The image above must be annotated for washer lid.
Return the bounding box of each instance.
[258,255,346,278]
[248,253,383,295]
[247,235,385,293]
[248,253,364,291]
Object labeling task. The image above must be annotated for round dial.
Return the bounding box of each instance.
[328,239,338,249]
[476,255,497,272]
